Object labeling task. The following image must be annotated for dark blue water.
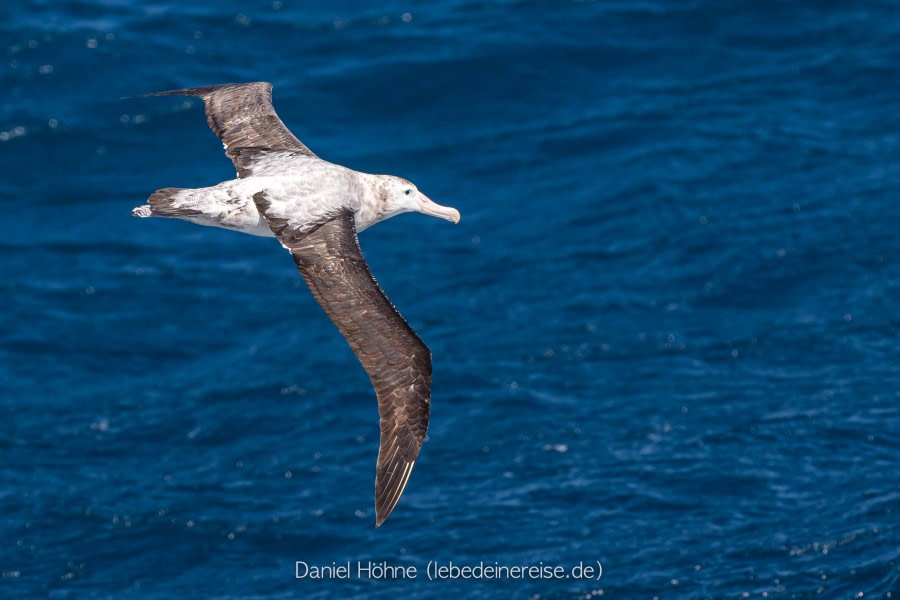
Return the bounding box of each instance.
[3,1,899,598]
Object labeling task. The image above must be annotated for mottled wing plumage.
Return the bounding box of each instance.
[251,192,338,247]
[145,82,316,177]
[254,201,431,526]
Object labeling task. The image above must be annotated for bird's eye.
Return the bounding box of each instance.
[404,189,412,195]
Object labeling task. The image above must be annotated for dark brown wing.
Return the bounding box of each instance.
[255,201,431,526]
[144,82,317,177]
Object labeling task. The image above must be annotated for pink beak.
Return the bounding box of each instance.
[417,192,460,224]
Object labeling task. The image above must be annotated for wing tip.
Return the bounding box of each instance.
[374,459,417,527]
[125,81,272,100]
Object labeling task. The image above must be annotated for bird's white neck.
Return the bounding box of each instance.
[354,173,398,232]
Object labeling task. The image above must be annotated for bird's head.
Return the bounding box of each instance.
[378,176,460,224]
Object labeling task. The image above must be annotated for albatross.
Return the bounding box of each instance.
[132,82,460,526]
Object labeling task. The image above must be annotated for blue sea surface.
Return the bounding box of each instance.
[2,1,899,598]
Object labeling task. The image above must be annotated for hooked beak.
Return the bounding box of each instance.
[417,192,460,224]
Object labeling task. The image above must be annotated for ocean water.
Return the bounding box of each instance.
[2,0,899,598]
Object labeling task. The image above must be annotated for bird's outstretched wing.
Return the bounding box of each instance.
[142,82,317,177]
[254,197,431,527]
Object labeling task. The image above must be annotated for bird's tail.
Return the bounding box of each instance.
[132,187,199,218]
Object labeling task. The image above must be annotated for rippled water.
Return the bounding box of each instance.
[2,1,899,598]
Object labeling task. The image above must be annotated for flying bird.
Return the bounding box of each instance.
[132,82,460,526]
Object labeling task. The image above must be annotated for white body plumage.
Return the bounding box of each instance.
[133,158,404,235]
